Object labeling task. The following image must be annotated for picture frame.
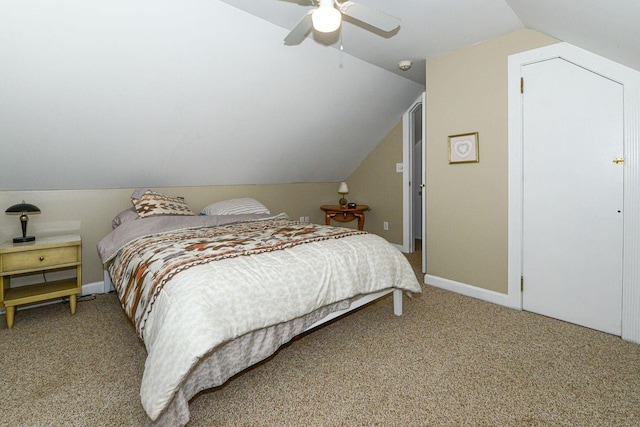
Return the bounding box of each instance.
[448,132,479,164]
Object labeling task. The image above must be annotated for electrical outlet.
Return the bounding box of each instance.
[304,216,309,223]
[383,221,389,230]
[299,217,305,223]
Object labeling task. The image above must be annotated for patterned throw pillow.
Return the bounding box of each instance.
[132,190,194,218]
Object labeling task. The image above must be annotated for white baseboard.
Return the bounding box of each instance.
[4,275,509,316]
[82,281,108,296]
[424,274,510,308]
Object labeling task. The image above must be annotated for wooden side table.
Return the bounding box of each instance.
[321,205,369,231]
[0,234,82,329]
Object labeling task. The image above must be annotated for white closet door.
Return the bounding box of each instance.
[522,58,623,335]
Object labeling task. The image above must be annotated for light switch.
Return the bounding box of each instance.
[396,163,404,173]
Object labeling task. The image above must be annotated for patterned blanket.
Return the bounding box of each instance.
[108,217,365,338]
[102,214,421,423]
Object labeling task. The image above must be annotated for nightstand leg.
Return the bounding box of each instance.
[5,306,15,329]
[69,294,77,315]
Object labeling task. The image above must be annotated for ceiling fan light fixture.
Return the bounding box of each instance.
[312,3,341,33]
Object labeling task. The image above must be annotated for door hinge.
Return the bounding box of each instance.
[520,276,524,292]
[613,157,625,165]
[520,77,524,94]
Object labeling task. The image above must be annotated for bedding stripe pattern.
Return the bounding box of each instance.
[108,218,365,338]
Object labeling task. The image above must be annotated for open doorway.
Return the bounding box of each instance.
[403,93,426,273]
[412,104,423,251]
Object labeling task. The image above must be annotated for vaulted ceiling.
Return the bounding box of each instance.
[220,0,523,85]
[220,0,640,85]
[1,1,638,190]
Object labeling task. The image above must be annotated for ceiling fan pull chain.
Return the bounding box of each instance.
[338,27,344,68]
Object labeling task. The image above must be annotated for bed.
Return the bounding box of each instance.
[98,192,422,426]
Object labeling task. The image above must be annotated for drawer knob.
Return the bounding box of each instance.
[39,256,45,261]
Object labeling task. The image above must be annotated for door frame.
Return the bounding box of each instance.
[402,93,426,272]
[507,42,640,343]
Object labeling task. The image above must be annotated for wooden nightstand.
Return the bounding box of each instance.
[321,205,370,231]
[0,234,82,329]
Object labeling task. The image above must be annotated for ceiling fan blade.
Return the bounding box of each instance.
[337,1,400,32]
[284,11,314,45]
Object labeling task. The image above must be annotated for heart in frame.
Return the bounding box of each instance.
[454,140,472,158]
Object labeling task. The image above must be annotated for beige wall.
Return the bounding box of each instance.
[0,183,338,285]
[1,119,407,289]
[425,29,558,293]
[0,29,560,295]
[347,120,404,245]
[0,120,405,287]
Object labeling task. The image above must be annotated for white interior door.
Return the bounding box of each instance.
[522,58,624,335]
[420,92,426,273]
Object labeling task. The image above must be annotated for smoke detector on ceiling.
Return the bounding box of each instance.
[398,60,412,71]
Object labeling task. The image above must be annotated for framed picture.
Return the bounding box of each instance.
[448,132,479,164]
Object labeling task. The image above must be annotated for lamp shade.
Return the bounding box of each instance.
[338,182,349,194]
[312,2,341,33]
[5,202,41,215]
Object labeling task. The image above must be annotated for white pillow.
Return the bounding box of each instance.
[200,198,270,216]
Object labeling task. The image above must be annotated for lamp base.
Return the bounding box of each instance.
[339,197,348,207]
[13,236,35,243]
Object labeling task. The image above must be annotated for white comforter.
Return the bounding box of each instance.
[99,215,421,423]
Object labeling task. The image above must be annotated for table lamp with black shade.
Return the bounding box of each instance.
[5,201,41,243]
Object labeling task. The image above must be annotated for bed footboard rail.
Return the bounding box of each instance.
[304,288,403,333]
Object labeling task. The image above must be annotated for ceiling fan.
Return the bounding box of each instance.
[284,0,400,45]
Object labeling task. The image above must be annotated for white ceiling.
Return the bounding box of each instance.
[506,0,640,74]
[2,0,639,190]
[0,0,423,190]
[220,0,640,84]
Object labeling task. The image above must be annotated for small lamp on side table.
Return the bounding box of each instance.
[338,182,349,207]
[5,201,41,243]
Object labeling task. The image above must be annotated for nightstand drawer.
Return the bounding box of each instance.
[2,246,78,273]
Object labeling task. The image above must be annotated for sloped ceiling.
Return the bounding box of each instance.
[506,0,640,73]
[0,0,423,190]
[2,0,639,190]
[221,0,640,83]
[219,0,524,85]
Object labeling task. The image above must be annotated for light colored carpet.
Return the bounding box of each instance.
[1,252,639,426]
